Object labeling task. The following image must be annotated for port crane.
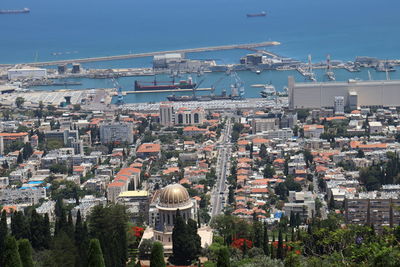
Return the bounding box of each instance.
[111,78,124,105]
[325,54,336,81]
[306,54,316,82]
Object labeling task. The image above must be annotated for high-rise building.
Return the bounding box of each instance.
[159,105,174,126]
[334,96,345,114]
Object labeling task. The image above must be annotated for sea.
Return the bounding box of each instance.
[1,0,400,103]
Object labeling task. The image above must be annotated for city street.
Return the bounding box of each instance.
[211,118,232,218]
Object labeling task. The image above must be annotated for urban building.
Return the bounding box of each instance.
[117,190,149,223]
[8,67,47,80]
[345,191,400,231]
[334,96,345,115]
[175,107,205,125]
[288,76,400,109]
[159,105,174,126]
[99,123,134,144]
[136,143,161,159]
[283,191,316,222]
[251,118,278,134]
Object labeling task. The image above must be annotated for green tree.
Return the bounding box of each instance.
[42,213,51,249]
[277,230,284,260]
[171,210,189,265]
[263,164,275,178]
[18,239,34,267]
[30,209,46,250]
[22,143,33,160]
[0,210,8,265]
[87,239,106,267]
[263,223,269,256]
[11,211,30,240]
[75,210,89,267]
[3,236,22,267]
[15,97,25,109]
[150,242,165,267]
[216,246,230,267]
[53,231,76,267]
[17,152,23,164]
[89,205,128,267]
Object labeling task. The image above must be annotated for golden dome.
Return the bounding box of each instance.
[158,184,191,208]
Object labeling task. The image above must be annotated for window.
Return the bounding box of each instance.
[194,113,199,124]
[178,114,183,124]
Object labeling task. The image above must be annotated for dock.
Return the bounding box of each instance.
[0,41,280,67]
[120,88,212,95]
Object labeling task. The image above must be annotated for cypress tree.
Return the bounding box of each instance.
[150,242,165,267]
[53,231,76,267]
[87,239,105,267]
[262,223,269,256]
[75,210,88,267]
[42,213,51,249]
[291,227,295,242]
[3,236,22,267]
[187,219,201,261]
[295,213,301,227]
[297,228,302,242]
[171,210,188,265]
[30,209,44,250]
[11,211,30,240]
[270,241,274,259]
[216,246,230,267]
[289,211,295,227]
[55,197,63,218]
[277,229,284,260]
[253,221,262,248]
[0,210,8,265]
[17,152,23,164]
[18,239,34,267]
[67,210,74,236]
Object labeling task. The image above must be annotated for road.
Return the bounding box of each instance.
[312,173,328,219]
[211,118,233,218]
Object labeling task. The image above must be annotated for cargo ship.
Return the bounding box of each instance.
[247,11,266,17]
[0,8,30,14]
[134,77,196,91]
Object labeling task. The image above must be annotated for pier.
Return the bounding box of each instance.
[0,41,280,67]
[120,88,212,95]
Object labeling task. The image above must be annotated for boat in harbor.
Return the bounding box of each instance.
[167,80,244,102]
[0,8,30,14]
[260,84,276,98]
[134,77,196,91]
[375,61,396,72]
[247,11,266,17]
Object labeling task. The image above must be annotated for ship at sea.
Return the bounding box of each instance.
[247,11,266,17]
[0,8,30,14]
[134,77,196,91]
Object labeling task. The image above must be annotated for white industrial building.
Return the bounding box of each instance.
[8,67,47,80]
[288,76,400,109]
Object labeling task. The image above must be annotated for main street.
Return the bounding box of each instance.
[211,118,233,218]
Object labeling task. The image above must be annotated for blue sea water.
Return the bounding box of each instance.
[1,0,400,103]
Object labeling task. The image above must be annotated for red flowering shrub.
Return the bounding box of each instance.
[231,238,253,251]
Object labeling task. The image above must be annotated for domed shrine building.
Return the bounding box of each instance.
[141,183,213,254]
